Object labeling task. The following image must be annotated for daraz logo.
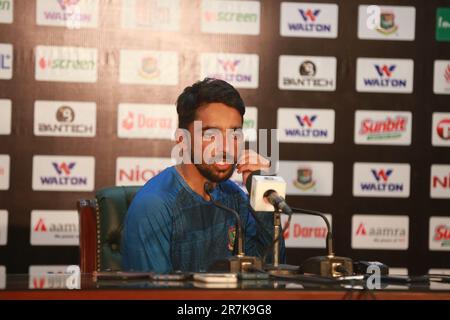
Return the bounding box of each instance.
[375,64,396,77]
[371,169,393,182]
[299,9,320,22]
[52,162,76,175]
[296,115,317,127]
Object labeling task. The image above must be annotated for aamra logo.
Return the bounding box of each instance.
[139,56,160,80]
[293,167,316,190]
[376,11,398,35]
[34,218,47,232]
[356,223,367,236]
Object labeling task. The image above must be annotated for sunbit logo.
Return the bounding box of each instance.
[287,9,331,32]
[434,224,450,247]
[360,116,408,140]
[284,114,328,138]
[363,64,407,88]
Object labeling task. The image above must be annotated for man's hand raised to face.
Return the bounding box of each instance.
[236,149,271,187]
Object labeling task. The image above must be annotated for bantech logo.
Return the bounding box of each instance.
[30,211,79,245]
[200,53,259,89]
[35,45,97,83]
[354,110,412,145]
[353,162,410,198]
[278,55,336,91]
[32,155,95,191]
[280,2,338,38]
[352,215,409,250]
[201,0,260,35]
[356,58,413,93]
[36,0,99,28]
[34,100,96,137]
[277,108,335,144]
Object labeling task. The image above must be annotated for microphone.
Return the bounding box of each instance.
[203,182,262,273]
[245,170,293,215]
[246,171,353,278]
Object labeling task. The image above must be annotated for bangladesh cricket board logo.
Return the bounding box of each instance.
[293,167,316,190]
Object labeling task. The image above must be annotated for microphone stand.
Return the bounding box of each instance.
[263,209,300,276]
[292,207,354,278]
[204,183,262,273]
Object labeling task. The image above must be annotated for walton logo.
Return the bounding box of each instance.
[209,58,252,83]
[299,9,320,22]
[218,59,240,72]
[437,119,450,140]
[363,64,407,88]
[284,114,329,138]
[52,162,76,175]
[287,9,331,32]
[58,0,80,10]
[360,117,407,140]
[375,64,396,77]
[359,168,405,192]
[34,218,47,232]
[372,169,393,182]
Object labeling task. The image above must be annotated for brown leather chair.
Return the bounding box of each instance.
[77,186,141,273]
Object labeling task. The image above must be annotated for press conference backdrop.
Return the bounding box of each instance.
[0,0,449,278]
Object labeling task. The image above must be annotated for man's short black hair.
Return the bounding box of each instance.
[176,78,245,129]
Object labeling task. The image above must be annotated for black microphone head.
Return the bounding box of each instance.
[204,181,214,195]
[245,170,262,194]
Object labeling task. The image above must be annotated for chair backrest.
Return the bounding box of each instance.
[77,186,140,273]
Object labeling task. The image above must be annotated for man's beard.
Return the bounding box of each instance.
[194,163,236,183]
